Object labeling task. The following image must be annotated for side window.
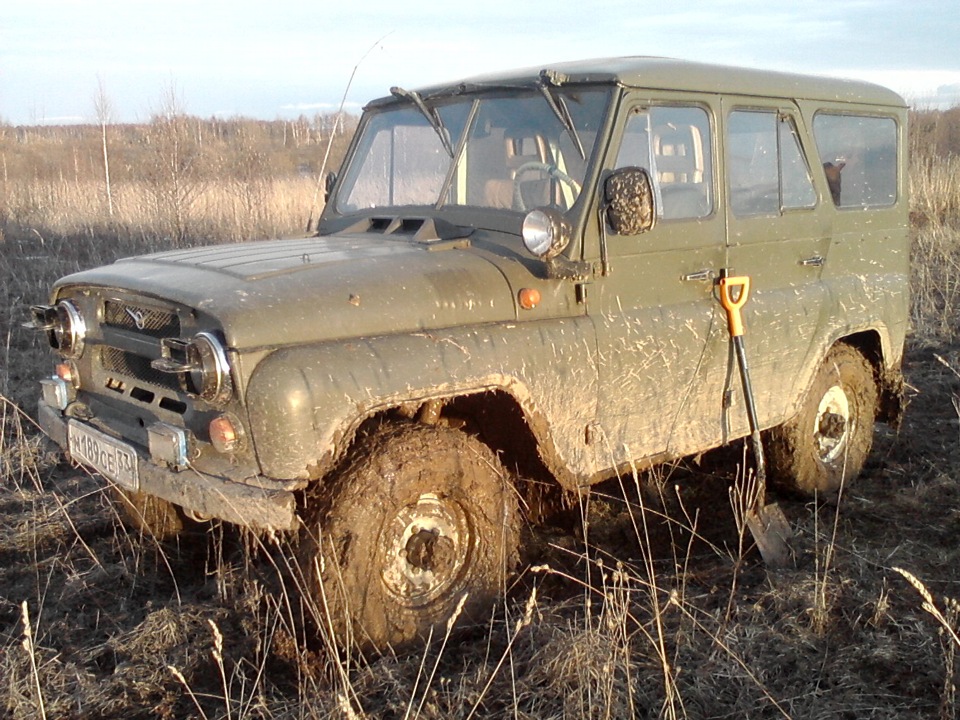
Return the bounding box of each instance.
[780,118,818,209]
[727,110,816,216]
[813,113,898,208]
[615,106,713,220]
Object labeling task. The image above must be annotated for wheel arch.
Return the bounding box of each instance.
[836,329,905,425]
[319,388,577,523]
[246,325,599,493]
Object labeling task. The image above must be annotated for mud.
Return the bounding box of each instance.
[2,343,959,717]
[299,421,521,651]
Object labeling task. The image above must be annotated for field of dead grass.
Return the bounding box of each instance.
[1,110,960,718]
[2,355,959,718]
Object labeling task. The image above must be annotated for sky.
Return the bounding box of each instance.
[2,0,959,125]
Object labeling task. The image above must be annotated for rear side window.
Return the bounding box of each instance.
[813,114,898,208]
[727,110,816,216]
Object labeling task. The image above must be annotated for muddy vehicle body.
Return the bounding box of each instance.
[32,58,908,648]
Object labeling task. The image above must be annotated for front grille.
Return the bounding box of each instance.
[103,300,181,338]
[100,346,181,393]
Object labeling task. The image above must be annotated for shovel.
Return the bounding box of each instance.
[718,274,793,568]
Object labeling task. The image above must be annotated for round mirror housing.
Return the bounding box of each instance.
[522,207,572,259]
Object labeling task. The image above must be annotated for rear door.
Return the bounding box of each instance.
[721,97,829,435]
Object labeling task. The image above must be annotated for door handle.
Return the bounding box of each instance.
[682,269,716,282]
[800,255,825,267]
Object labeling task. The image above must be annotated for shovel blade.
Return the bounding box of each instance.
[746,502,793,568]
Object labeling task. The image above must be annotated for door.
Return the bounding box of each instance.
[721,98,829,436]
[593,100,729,469]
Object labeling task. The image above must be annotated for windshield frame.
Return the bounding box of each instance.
[327,84,613,224]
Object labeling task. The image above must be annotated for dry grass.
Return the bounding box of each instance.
[2,416,957,718]
[3,175,319,246]
[910,150,960,339]
[2,112,960,718]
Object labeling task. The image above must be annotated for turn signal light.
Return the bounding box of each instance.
[518,288,541,310]
[209,415,241,454]
[55,362,78,386]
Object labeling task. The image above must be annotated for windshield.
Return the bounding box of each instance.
[335,87,610,215]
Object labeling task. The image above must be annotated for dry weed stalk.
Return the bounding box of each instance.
[627,465,683,720]
[464,589,537,720]
[0,395,46,493]
[893,567,960,720]
[405,591,470,720]
[168,664,211,720]
[20,601,47,720]
[725,456,760,628]
[809,474,847,636]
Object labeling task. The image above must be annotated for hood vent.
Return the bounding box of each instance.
[339,216,473,247]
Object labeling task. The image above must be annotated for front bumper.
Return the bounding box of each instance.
[38,399,299,533]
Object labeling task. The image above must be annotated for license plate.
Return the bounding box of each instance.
[68,420,139,491]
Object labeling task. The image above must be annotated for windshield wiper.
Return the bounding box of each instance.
[390,86,454,158]
[537,70,586,161]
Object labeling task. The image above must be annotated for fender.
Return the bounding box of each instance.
[751,268,907,436]
[245,317,601,489]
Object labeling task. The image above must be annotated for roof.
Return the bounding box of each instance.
[372,56,906,109]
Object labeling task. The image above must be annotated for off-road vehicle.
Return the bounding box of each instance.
[31,57,908,648]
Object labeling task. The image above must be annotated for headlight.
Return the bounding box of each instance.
[29,300,87,358]
[153,332,233,405]
[185,332,232,404]
[522,207,571,259]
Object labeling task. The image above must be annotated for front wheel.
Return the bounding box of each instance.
[768,343,878,496]
[300,423,520,651]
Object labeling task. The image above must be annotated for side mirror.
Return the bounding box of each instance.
[324,171,338,203]
[604,166,655,235]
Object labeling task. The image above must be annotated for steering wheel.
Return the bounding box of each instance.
[512,161,582,211]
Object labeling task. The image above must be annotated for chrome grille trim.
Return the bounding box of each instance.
[103,300,181,338]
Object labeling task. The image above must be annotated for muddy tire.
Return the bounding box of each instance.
[301,423,520,651]
[768,343,878,496]
[110,487,195,540]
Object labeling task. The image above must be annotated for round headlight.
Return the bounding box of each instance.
[184,332,232,404]
[521,208,571,259]
[53,300,86,359]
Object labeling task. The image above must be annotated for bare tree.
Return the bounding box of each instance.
[93,77,114,217]
[144,82,206,245]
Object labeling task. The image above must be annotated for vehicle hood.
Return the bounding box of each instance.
[55,234,520,349]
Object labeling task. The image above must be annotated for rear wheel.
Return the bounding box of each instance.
[301,423,520,651]
[768,343,878,496]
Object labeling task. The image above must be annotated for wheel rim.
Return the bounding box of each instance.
[379,493,472,608]
[813,384,851,463]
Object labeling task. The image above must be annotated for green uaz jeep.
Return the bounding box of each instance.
[32,57,908,648]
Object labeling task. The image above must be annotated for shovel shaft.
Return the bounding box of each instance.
[733,335,767,487]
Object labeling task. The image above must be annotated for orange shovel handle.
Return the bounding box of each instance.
[719,275,751,337]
